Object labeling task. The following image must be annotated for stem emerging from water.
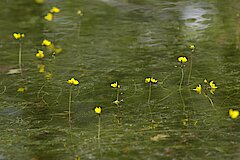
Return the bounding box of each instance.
[148,82,153,122]
[179,67,186,112]
[187,53,193,85]
[97,115,102,158]
[68,86,72,122]
[204,94,215,109]
[19,41,22,72]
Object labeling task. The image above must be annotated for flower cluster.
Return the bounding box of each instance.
[193,80,218,95]
[67,78,79,85]
[44,7,60,21]
[13,33,24,40]
[145,77,158,83]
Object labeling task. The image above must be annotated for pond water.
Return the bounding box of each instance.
[1,0,240,159]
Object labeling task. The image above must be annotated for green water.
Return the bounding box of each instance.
[1,0,240,159]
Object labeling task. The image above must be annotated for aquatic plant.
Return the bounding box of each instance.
[193,79,218,108]
[110,81,122,123]
[178,56,188,111]
[229,109,239,119]
[145,77,157,123]
[67,78,79,122]
[13,32,24,73]
[188,44,195,85]
[94,106,102,157]
[111,82,121,105]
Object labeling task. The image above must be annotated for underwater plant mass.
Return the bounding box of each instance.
[0,0,240,159]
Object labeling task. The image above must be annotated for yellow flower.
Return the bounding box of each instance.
[50,7,60,13]
[209,81,217,94]
[189,44,195,50]
[38,64,45,73]
[13,33,24,40]
[193,84,201,94]
[17,87,26,92]
[178,56,188,63]
[77,10,83,16]
[67,78,79,85]
[42,39,52,46]
[111,82,118,88]
[36,50,44,58]
[94,106,102,114]
[229,109,239,119]
[150,77,158,83]
[145,77,151,83]
[44,13,53,21]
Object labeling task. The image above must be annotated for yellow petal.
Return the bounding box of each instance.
[193,84,201,94]
[178,56,188,63]
[111,82,118,88]
[145,78,151,83]
[36,50,44,58]
[44,13,53,21]
[94,107,102,114]
[229,109,239,119]
[42,39,52,46]
[150,77,158,83]
[13,33,21,39]
[50,7,60,13]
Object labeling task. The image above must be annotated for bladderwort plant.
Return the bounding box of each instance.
[67,78,79,123]
[188,44,195,85]
[193,79,218,108]
[145,77,158,123]
[110,82,121,123]
[94,106,102,156]
[13,32,25,73]
[178,56,188,112]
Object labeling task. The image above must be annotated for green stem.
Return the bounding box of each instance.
[204,94,215,109]
[19,41,22,72]
[187,53,193,85]
[98,115,101,148]
[148,82,153,122]
[98,115,102,158]
[179,67,186,112]
[68,86,72,122]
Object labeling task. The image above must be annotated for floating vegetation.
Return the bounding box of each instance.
[2,1,240,159]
